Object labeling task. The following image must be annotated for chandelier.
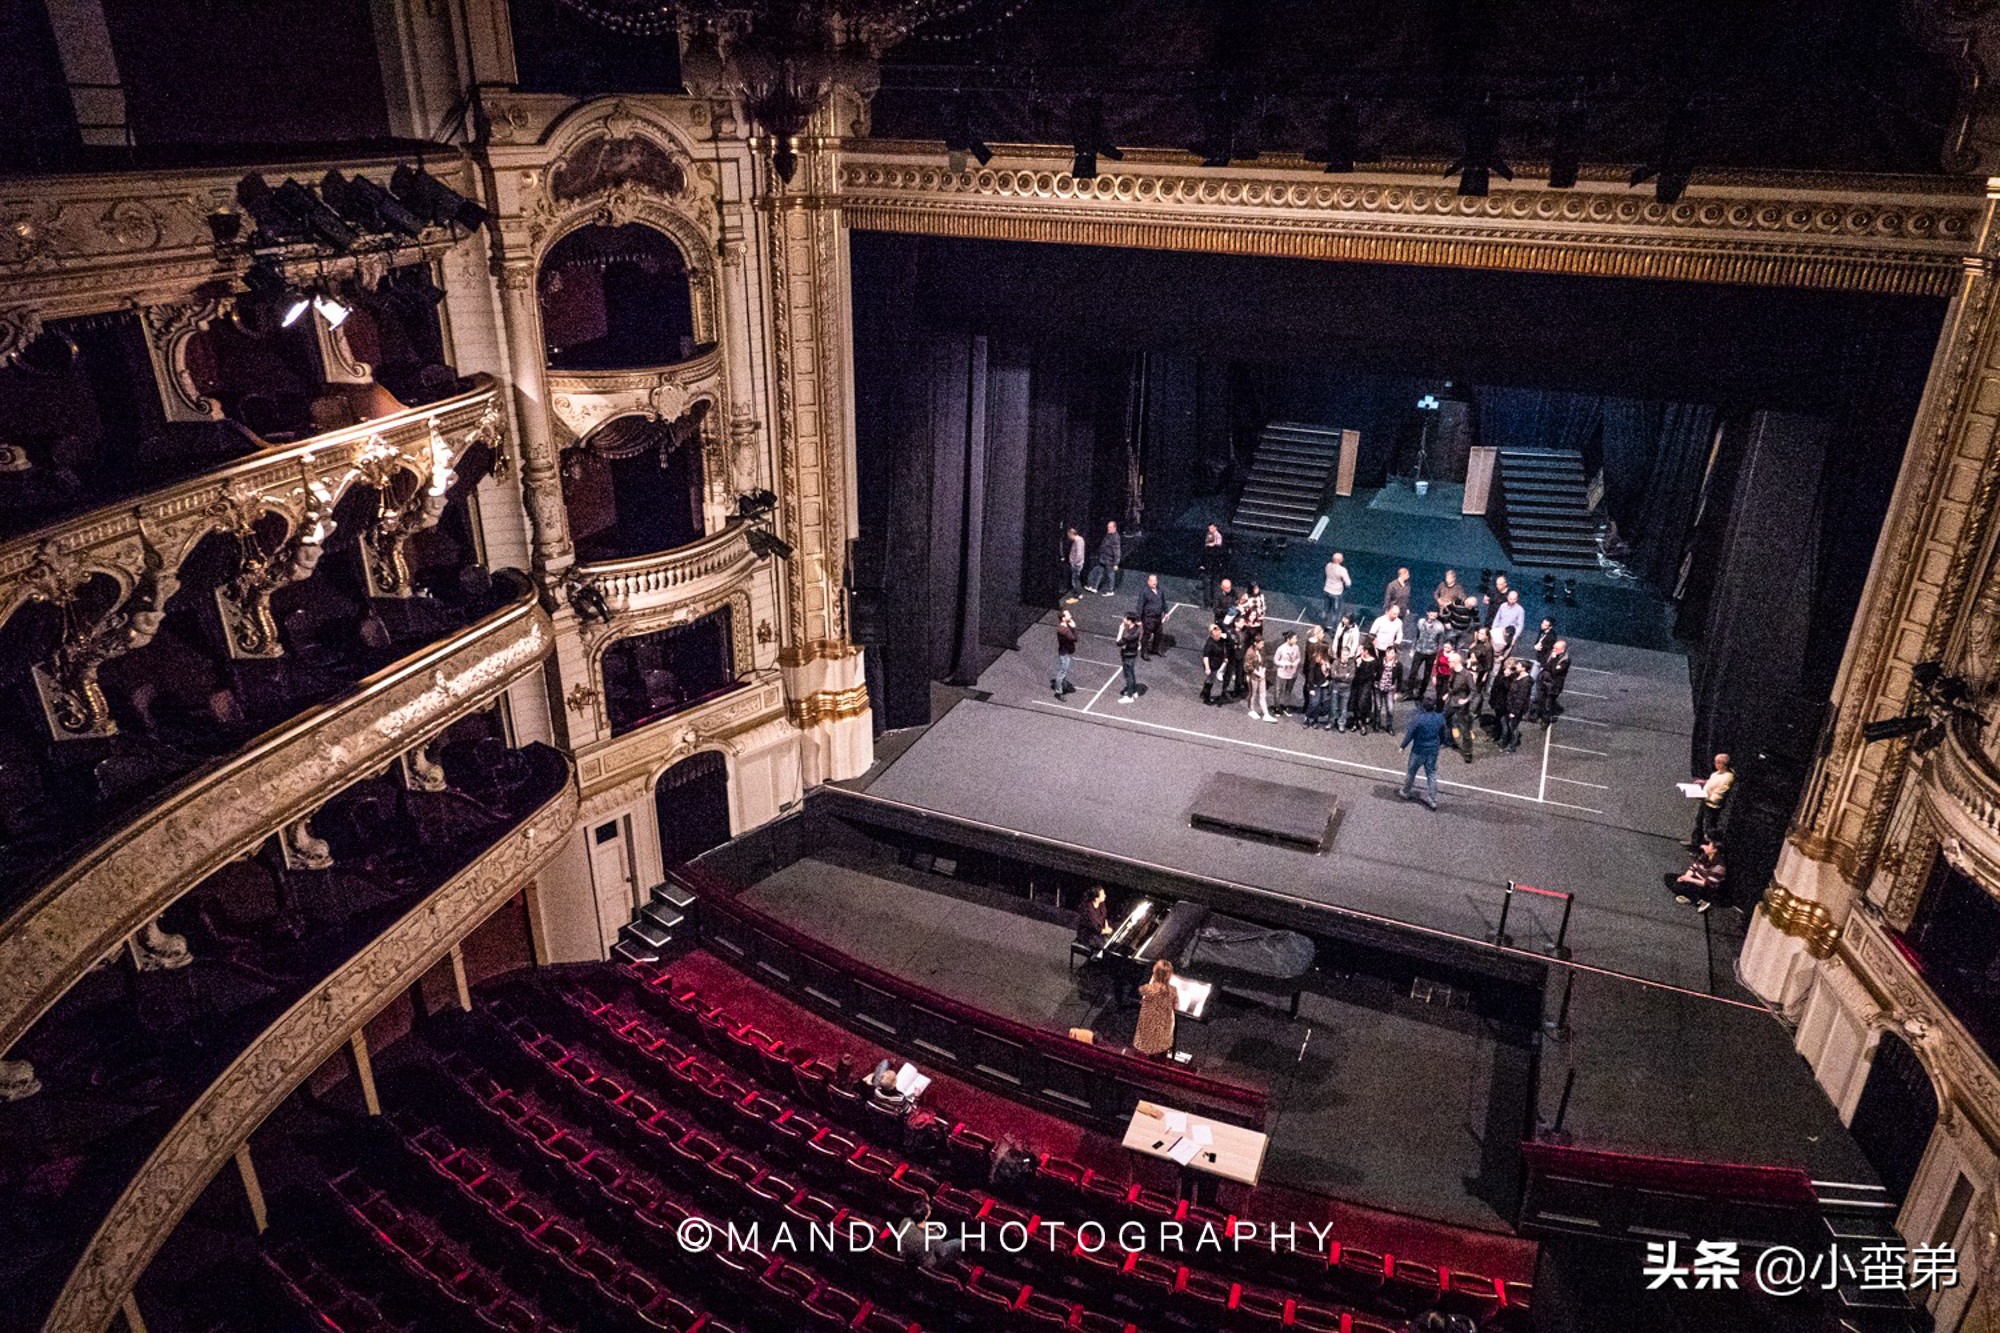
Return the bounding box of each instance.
[553,1,996,181]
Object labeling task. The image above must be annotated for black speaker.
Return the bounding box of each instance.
[847,533,887,591]
[849,589,888,644]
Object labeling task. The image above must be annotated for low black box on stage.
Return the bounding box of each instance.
[1187,772,1337,852]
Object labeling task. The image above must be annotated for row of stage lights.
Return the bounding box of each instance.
[226,166,489,331]
[942,94,1693,204]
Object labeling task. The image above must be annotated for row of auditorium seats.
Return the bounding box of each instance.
[421,969,1522,1331]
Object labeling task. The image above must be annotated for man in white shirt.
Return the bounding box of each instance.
[1368,603,1405,654]
[1490,589,1526,655]
[1322,551,1352,625]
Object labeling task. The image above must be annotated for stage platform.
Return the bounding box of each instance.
[866,577,1721,993]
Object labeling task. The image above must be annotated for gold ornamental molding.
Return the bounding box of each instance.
[1922,714,2000,892]
[574,676,788,797]
[0,148,475,355]
[1840,909,2000,1148]
[545,344,727,443]
[43,769,580,1333]
[572,521,760,614]
[836,144,1983,296]
[0,584,555,1061]
[778,638,865,668]
[1757,883,1844,958]
[787,681,871,728]
[0,376,503,743]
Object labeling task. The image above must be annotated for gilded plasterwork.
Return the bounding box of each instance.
[43,774,580,1333]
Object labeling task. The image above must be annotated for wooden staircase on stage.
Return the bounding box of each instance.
[1492,449,1599,569]
[1233,421,1341,536]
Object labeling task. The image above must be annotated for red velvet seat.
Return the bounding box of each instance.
[1285,1303,1347,1332]
[1226,1285,1291,1331]
[1383,1257,1442,1313]
[944,1123,995,1182]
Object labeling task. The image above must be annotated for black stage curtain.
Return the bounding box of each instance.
[1601,399,1717,590]
[1476,387,1604,456]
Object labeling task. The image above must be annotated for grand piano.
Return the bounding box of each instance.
[1091,894,1316,1018]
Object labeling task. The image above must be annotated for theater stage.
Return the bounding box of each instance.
[868,573,1721,994]
[808,571,1875,1227]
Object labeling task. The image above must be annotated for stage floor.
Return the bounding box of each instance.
[868,579,1724,993]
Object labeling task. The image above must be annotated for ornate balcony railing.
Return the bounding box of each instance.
[0,374,501,744]
[544,343,727,442]
[42,755,580,1333]
[1925,713,2000,891]
[0,575,554,1061]
[574,520,759,613]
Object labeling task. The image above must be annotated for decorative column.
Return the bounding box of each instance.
[761,122,871,784]
[491,256,573,574]
[1742,184,2000,1013]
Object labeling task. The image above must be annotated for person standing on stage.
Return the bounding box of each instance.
[1135,573,1166,659]
[1382,566,1413,622]
[1273,631,1302,714]
[1085,520,1122,596]
[1481,572,1513,626]
[1222,595,1249,699]
[1408,608,1447,701]
[1531,639,1571,722]
[1468,626,1495,703]
[1304,641,1333,729]
[1328,625,1356,731]
[1200,524,1226,605]
[1244,637,1277,723]
[1399,696,1447,810]
[1444,584,1477,643]
[1242,582,1268,644]
[1063,527,1085,603]
[1116,613,1143,704]
[1201,622,1229,705]
[1323,551,1352,625]
[1690,753,1736,848]
[1053,609,1078,699]
[1377,646,1399,733]
[1532,617,1557,677]
[1445,662,1479,762]
[1350,633,1380,732]
[1133,959,1178,1059]
[1433,569,1464,618]
[1491,588,1526,658]
[1500,659,1533,751]
[1212,576,1236,624]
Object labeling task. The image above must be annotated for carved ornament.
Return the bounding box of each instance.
[43,772,579,1333]
[0,587,555,1062]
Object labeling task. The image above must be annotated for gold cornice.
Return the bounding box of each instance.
[43,769,579,1333]
[1758,883,1845,958]
[573,677,789,800]
[0,585,555,1059]
[836,149,1980,296]
[787,682,871,728]
[778,638,863,667]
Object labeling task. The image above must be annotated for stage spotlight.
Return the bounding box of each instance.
[1862,714,1930,744]
[735,489,779,519]
[747,527,794,561]
[566,580,612,625]
[1068,96,1122,180]
[313,290,352,330]
[244,261,310,325]
[1316,99,1377,173]
[1444,102,1511,197]
[943,98,993,171]
[273,179,357,251]
[321,170,426,238]
[236,174,307,244]
[391,164,490,233]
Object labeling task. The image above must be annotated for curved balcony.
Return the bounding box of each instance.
[38,747,580,1333]
[573,519,758,616]
[0,577,554,1061]
[1924,712,2000,889]
[544,342,726,439]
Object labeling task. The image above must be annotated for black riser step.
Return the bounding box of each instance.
[623,919,673,948]
[613,940,659,966]
[641,903,685,931]
[1235,516,1318,534]
[1240,495,1323,513]
[1250,456,1335,474]
[1243,482,1326,501]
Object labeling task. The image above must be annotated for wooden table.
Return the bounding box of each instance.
[1122,1100,1269,1188]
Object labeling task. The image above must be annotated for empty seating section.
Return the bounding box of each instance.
[251,958,1530,1332]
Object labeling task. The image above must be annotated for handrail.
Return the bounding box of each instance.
[0,577,554,1059]
[574,520,758,610]
[0,374,503,742]
[671,859,1271,1127]
[42,756,581,1333]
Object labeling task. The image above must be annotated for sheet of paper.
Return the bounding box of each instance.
[1164,1110,1188,1133]
[894,1064,930,1097]
[1191,1125,1213,1146]
[1168,1136,1200,1166]
[1677,782,1707,798]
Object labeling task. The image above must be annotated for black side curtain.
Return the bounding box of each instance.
[1602,399,1716,589]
